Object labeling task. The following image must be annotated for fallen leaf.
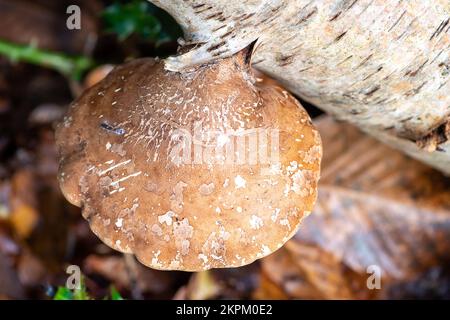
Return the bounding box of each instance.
[84,255,130,289]
[9,169,39,238]
[84,254,185,299]
[260,116,450,299]
[9,205,38,239]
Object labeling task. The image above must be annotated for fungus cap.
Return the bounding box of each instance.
[55,51,322,271]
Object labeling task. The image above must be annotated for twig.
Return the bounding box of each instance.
[0,40,95,80]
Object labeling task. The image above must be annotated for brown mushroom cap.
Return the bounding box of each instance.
[55,51,322,271]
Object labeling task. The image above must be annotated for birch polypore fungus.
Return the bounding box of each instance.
[55,49,322,271]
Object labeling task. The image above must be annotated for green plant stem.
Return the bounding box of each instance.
[0,40,94,80]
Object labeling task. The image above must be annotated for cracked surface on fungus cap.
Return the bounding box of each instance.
[55,51,322,271]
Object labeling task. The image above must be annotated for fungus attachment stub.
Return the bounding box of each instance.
[55,50,322,271]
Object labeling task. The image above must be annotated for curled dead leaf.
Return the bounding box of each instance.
[260,116,450,299]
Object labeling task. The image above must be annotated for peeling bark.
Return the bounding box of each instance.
[150,0,450,174]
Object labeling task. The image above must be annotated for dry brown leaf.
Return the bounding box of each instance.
[255,248,320,299]
[9,170,39,239]
[252,271,289,300]
[260,116,450,299]
[9,205,38,239]
[84,255,130,289]
[84,254,185,298]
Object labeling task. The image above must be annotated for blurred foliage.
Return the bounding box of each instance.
[53,276,123,300]
[102,0,182,44]
[53,276,90,300]
[0,40,95,80]
[0,0,182,81]
[109,286,124,300]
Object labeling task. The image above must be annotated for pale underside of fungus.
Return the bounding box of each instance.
[150,0,450,175]
[55,49,322,271]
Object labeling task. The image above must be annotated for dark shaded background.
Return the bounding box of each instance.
[0,0,448,300]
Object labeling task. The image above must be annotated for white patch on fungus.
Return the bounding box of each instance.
[79,176,89,194]
[152,250,161,267]
[290,170,316,197]
[151,224,163,236]
[234,175,246,189]
[219,229,230,241]
[169,260,180,269]
[170,181,188,213]
[110,143,126,156]
[300,145,321,164]
[202,231,227,263]
[269,163,282,175]
[262,245,271,255]
[63,116,72,127]
[250,215,263,230]
[115,218,123,228]
[181,240,190,255]
[280,218,291,230]
[173,218,194,256]
[271,208,281,222]
[286,161,298,174]
[217,133,230,147]
[98,159,131,176]
[198,183,215,195]
[109,171,141,186]
[198,253,208,264]
[222,202,233,210]
[158,211,175,226]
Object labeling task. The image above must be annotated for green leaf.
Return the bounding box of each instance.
[0,40,95,80]
[109,286,124,300]
[53,276,90,300]
[102,0,182,44]
[53,287,73,300]
[102,1,162,41]
[72,277,90,300]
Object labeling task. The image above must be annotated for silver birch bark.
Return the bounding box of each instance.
[150,0,450,174]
